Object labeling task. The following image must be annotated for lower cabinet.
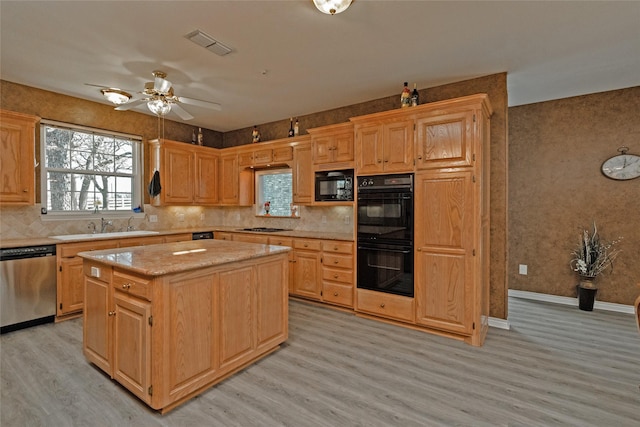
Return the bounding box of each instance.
[83,252,288,412]
[291,239,323,300]
[57,233,193,320]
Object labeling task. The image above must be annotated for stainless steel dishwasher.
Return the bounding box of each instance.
[1,244,57,334]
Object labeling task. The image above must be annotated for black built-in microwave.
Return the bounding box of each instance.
[314,169,354,202]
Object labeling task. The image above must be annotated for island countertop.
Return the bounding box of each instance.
[78,239,290,277]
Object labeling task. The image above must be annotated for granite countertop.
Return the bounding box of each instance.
[1,226,353,249]
[78,239,291,277]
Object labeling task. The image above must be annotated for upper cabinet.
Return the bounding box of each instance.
[415,110,474,170]
[0,110,39,205]
[308,122,354,170]
[238,142,293,169]
[149,139,219,206]
[352,115,414,175]
[292,141,313,204]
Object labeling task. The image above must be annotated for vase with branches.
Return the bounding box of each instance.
[569,222,622,289]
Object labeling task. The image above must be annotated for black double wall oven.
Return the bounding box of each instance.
[357,173,414,297]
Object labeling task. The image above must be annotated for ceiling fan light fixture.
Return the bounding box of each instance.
[147,98,171,116]
[313,0,352,15]
[101,88,131,105]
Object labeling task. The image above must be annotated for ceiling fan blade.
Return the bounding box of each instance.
[154,76,172,94]
[115,99,146,111]
[171,103,194,121]
[178,96,222,111]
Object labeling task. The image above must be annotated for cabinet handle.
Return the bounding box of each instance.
[334,260,339,264]
[333,292,339,296]
[377,159,382,163]
[418,155,423,160]
[108,311,116,316]
[417,248,422,252]
[380,303,385,308]
[304,243,308,247]
[23,189,28,192]
[122,283,131,289]
[334,246,338,250]
[384,159,388,163]
[334,274,339,278]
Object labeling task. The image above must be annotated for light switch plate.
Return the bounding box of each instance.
[519,264,528,275]
[90,266,100,278]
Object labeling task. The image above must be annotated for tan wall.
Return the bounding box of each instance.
[508,87,640,305]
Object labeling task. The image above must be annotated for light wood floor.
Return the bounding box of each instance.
[2,297,639,426]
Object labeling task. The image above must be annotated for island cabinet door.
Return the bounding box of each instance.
[84,275,112,374]
[218,266,255,373]
[255,256,288,353]
[112,292,151,405]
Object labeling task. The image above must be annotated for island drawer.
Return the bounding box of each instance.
[294,239,322,251]
[113,270,152,301]
[356,289,415,323]
[322,282,353,307]
[322,253,353,270]
[322,241,353,254]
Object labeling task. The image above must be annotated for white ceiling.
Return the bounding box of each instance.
[1,1,639,133]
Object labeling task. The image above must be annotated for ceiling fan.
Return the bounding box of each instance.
[87,70,221,121]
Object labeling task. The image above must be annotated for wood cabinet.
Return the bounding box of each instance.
[0,110,39,205]
[291,238,322,300]
[415,110,475,170]
[321,240,354,308]
[353,118,414,174]
[238,144,293,168]
[292,142,313,204]
[57,233,193,320]
[308,122,354,170]
[219,152,253,206]
[83,249,288,413]
[149,139,219,206]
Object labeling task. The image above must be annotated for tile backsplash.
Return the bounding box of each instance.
[0,204,354,240]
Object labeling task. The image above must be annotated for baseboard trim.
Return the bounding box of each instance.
[488,317,510,330]
[508,289,635,314]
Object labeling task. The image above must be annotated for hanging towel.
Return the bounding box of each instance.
[148,170,161,197]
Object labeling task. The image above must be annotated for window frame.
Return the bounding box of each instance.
[39,119,144,220]
[254,167,294,217]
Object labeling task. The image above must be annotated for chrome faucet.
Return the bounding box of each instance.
[126,216,135,232]
[87,221,97,234]
[100,217,113,233]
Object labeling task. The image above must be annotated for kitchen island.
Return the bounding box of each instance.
[79,239,290,413]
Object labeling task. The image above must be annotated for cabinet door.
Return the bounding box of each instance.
[84,275,112,374]
[219,154,239,204]
[253,148,273,166]
[255,257,288,352]
[273,145,293,163]
[333,132,355,163]
[414,171,475,335]
[292,143,313,204]
[218,266,254,371]
[0,110,37,205]
[163,146,194,204]
[194,151,219,204]
[58,257,85,316]
[292,250,321,300]
[415,111,474,170]
[383,119,414,172]
[355,124,383,174]
[112,292,151,404]
[233,233,269,244]
[312,136,333,164]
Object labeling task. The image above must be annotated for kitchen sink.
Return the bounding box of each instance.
[50,230,160,241]
[238,227,291,233]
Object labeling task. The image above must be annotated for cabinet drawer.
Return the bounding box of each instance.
[294,239,322,251]
[113,271,152,301]
[119,236,165,247]
[322,253,353,270]
[322,241,353,254]
[322,267,352,284]
[163,233,192,243]
[323,282,353,307]
[215,232,233,241]
[269,236,293,247]
[357,289,415,323]
[233,233,269,244]
[59,240,118,258]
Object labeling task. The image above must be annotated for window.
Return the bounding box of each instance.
[40,120,143,217]
[255,168,293,217]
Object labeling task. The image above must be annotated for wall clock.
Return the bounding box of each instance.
[601,146,640,180]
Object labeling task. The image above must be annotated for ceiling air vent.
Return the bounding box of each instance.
[185,29,232,56]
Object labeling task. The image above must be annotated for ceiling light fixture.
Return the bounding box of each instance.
[147,98,171,116]
[100,88,131,105]
[313,0,352,15]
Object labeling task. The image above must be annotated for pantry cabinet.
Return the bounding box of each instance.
[415,110,475,170]
[0,110,39,205]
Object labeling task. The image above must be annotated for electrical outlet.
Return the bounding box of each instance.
[178,214,185,222]
[519,264,528,275]
[321,215,327,224]
[149,215,158,223]
[200,213,205,221]
[344,215,350,225]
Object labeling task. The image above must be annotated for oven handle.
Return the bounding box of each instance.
[357,245,412,254]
